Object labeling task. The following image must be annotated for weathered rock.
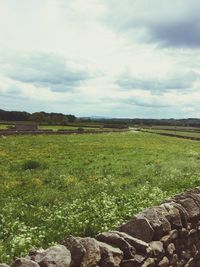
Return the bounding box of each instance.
[141,258,155,267]
[169,229,178,240]
[179,228,188,238]
[185,193,200,210]
[161,230,178,249]
[188,229,197,236]
[160,235,171,248]
[149,241,164,257]
[121,255,146,267]
[120,259,136,267]
[29,248,45,262]
[169,202,188,228]
[185,235,196,249]
[187,223,192,230]
[191,244,198,257]
[29,245,71,267]
[96,232,135,259]
[62,236,122,267]
[97,240,123,267]
[184,257,195,267]
[79,238,101,267]
[110,231,149,253]
[119,215,154,243]
[182,250,192,260]
[193,187,200,194]
[142,207,171,240]
[134,254,146,264]
[60,236,86,267]
[162,203,182,229]
[166,243,175,256]
[11,258,40,267]
[175,198,199,222]
[170,253,178,266]
[158,256,169,267]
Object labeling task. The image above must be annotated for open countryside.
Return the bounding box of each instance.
[1,0,200,266]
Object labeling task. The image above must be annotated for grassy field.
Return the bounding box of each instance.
[144,129,200,138]
[39,125,101,131]
[0,132,200,262]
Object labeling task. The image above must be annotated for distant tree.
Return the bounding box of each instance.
[67,115,76,123]
[0,109,30,121]
[29,111,76,125]
[29,112,46,124]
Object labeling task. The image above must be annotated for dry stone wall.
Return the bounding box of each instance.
[2,187,200,267]
[0,129,129,136]
[142,130,200,141]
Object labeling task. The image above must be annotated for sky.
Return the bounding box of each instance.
[0,0,200,118]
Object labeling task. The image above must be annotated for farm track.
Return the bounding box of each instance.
[142,130,200,141]
[0,129,129,136]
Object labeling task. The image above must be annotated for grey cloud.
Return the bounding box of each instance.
[104,0,200,48]
[147,18,200,48]
[122,97,170,108]
[117,71,198,92]
[0,87,25,99]
[1,53,91,92]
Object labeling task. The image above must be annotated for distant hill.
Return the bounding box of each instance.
[81,117,200,127]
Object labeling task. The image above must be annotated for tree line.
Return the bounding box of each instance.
[0,109,200,127]
[0,109,76,124]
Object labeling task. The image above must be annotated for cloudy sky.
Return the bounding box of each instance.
[0,0,200,118]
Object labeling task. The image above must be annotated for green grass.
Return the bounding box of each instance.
[0,124,11,130]
[0,132,200,262]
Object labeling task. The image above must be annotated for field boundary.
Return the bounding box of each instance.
[144,127,200,133]
[0,129,130,136]
[142,129,200,141]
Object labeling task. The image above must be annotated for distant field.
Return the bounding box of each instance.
[144,129,200,138]
[0,132,200,262]
[0,124,105,131]
[39,125,101,131]
[144,125,200,131]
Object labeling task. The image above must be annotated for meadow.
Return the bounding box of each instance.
[0,131,200,262]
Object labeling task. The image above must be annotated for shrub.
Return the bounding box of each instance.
[22,160,41,170]
[77,127,84,132]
